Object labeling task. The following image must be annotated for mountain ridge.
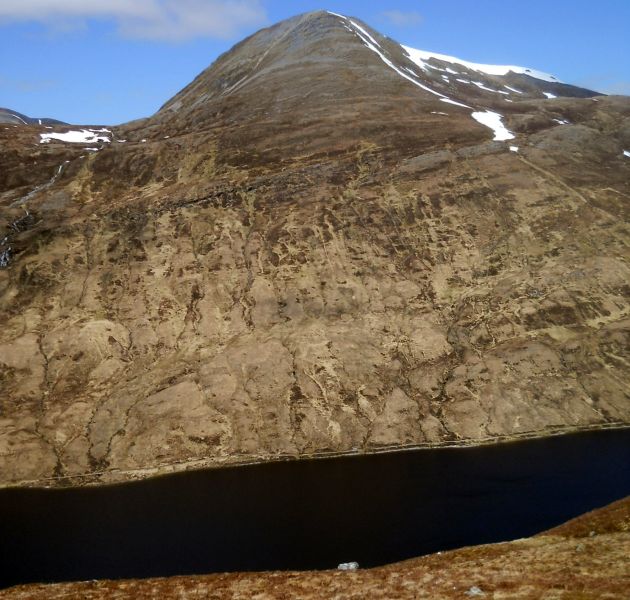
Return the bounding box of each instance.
[159,10,599,117]
[0,107,66,126]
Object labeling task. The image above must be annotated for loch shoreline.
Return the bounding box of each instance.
[3,420,628,489]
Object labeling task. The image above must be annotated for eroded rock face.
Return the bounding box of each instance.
[0,12,629,487]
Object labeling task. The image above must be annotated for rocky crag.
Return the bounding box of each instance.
[1,11,629,487]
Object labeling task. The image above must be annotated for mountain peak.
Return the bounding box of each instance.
[148,10,599,165]
[157,10,597,118]
[157,9,371,113]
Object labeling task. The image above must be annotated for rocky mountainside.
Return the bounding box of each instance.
[1,11,629,487]
[0,108,66,126]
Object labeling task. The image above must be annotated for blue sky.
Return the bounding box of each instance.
[1,1,629,125]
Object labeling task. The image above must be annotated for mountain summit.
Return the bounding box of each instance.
[147,10,598,159]
[0,12,629,487]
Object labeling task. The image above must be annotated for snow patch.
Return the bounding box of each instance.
[441,98,471,108]
[402,46,560,83]
[338,562,359,570]
[431,111,449,116]
[552,118,570,125]
[623,150,630,158]
[509,146,519,152]
[543,92,557,99]
[40,128,111,145]
[471,81,509,95]
[471,111,515,141]
[504,85,523,94]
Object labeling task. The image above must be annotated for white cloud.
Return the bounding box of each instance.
[0,0,268,41]
[381,10,423,28]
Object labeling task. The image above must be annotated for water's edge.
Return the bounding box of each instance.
[4,421,629,489]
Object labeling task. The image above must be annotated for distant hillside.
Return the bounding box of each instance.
[0,107,67,125]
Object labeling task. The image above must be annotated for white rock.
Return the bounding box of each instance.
[465,586,485,597]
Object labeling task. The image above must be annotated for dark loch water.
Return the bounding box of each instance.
[1,429,629,588]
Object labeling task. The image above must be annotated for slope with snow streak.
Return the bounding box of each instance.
[9,113,28,125]
[328,12,518,142]
[402,46,561,83]
[331,13,471,109]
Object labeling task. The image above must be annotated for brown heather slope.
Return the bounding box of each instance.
[1,11,630,487]
[2,496,629,599]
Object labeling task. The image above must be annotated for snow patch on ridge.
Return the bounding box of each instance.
[471,111,515,141]
[348,19,380,47]
[623,150,630,158]
[402,46,560,83]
